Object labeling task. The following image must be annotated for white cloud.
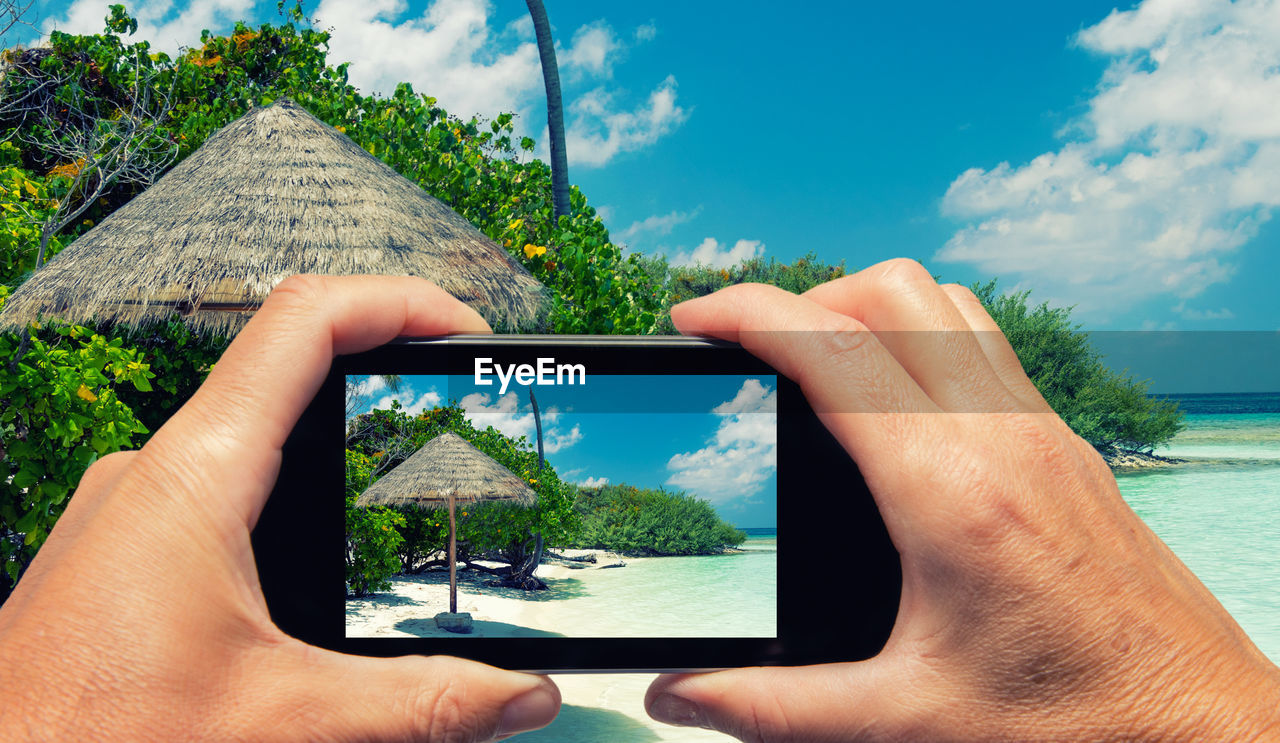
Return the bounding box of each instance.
[350,375,388,398]
[670,237,764,269]
[566,74,688,167]
[371,387,442,416]
[712,378,778,415]
[401,390,442,415]
[314,0,542,121]
[43,0,686,169]
[616,207,701,244]
[666,380,777,505]
[317,1,684,169]
[43,0,253,53]
[460,391,532,440]
[581,475,609,488]
[938,0,1280,321]
[562,20,619,79]
[459,392,581,452]
[1173,301,1236,321]
[634,22,657,42]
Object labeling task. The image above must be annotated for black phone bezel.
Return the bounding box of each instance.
[252,335,900,671]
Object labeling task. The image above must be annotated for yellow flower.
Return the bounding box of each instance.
[503,239,511,247]
[76,384,97,403]
[508,218,523,232]
[523,244,547,259]
[336,125,346,133]
[48,158,87,179]
[232,31,258,52]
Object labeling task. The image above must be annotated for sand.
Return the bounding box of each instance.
[514,673,734,742]
[345,551,740,741]
[344,550,630,639]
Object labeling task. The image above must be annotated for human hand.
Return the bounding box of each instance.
[647,259,1280,741]
[0,276,560,742]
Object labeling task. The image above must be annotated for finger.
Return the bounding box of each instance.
[646,664,916,743]
[672,283,959,542]
[138,275,491,527]
[252,647,560,742]
[672,283,936,417]
[802,259,1015,412]
[938,284,1054,414]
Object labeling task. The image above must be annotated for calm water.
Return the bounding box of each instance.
[1117,392,1280,664]
[533,533,777,637]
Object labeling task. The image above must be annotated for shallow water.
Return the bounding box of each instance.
[529,536,777,637]
[1119,405,1280,664]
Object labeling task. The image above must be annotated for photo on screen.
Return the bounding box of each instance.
[343,371,778,639]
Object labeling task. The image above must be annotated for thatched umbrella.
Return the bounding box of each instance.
[357,432,537,628]
[0,98,546,336]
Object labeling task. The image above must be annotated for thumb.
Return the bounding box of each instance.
[646,662,914,743]
[252,644,560,742]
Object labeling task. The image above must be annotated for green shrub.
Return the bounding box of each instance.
[344,449,405,597]
[654,252,847,332]
[973,280,1183,453]
[0,323,154,597]
[568,483,746,556]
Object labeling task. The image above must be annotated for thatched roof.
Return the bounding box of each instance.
[356,432,537,509]
[0,98,547,335]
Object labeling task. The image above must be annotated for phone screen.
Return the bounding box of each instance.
[344,370,779,640]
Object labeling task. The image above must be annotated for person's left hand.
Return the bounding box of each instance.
[0,275,561,742]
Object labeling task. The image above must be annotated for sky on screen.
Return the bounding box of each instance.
[29,0,1280,334]
[348,374,779,528]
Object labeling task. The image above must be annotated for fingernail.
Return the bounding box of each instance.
[649,692,706,727]
[496,685,557,737]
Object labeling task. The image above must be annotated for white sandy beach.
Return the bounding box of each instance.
[345,550,630,638]
[346,547,770,741]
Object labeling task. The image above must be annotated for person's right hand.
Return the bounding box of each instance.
[648,259,1280,741]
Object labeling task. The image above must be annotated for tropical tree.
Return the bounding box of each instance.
[0,5,178,271]
[525,0,569,221]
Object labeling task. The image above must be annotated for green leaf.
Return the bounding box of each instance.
[12,466,40,489]
[14,508,39,534]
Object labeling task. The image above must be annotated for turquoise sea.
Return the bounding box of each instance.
[534,532,777,637]
[1116,392,1280,664]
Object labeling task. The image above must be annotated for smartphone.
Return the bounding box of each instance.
[252,335,900,671]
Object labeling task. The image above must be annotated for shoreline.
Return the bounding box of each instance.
[1102,448,1186,471]
[345,544,774,640]
[345,548,644,638]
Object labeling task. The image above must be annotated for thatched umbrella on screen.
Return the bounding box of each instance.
[357,432,537,632]
[0,98,546,336]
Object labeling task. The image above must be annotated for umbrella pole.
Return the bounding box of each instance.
[448,491,457,614]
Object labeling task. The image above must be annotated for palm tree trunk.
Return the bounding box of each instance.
[528,388,545,569]
[525,0,570,221]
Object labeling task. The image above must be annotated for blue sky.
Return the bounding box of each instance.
[27,0,1280,334]
[348,373,779,528]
